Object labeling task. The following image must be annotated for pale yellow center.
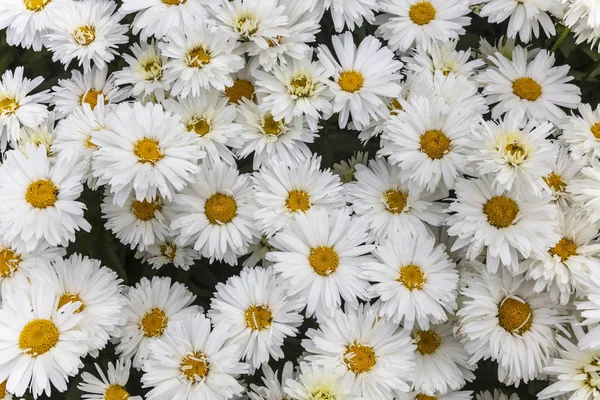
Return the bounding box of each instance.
[484,196,519,228]
[142,59,163,80]
[338,71,364,93]
[512,77,542,101]
[244,305,273,330]
[289,74,314,98]
[344,343,376,374]
[409,2,437,25]
[398,264,425,290]
[140,308,168,338]
[0,97,19,115]
[309,246,339,276]
[498,297,532,334]
[74,25,96,45]
[19,319,59,356]
[26,180,58,209]
[24,0,50,11]
[205,193,237,225]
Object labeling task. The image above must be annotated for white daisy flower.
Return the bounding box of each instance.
[302,303,416,398]
[170,161,260,266]
[478,46,581,123]
[224,67,257,105]
[209,266,304,370]
[45,0,128,72]
[251,156,345,237]
[364,231,458,330]
[163,91,242,166]
[135,237,200,271]
[457,263,564,386]
[561,103,600,166]
[236,99,316,170]
[253,51,333,132]
[476,390,519,400]
[318,32,403,130]
[142,313,249,400]
[50,67,126,119]
[78,359,142,400]
[248,362,294,400]
[397,390,474,400]
[91,101,204,207]
[379,96,477,192]
[114,276,200,369]
[376,0,471,53]
[0,67,50,150]
[284,362,356,400]
[568,167,600,224]
[266,208,373,320]
[0,144,90,252]
[17,112,56,156]
[542,146,581,209]
[567,15,600,53]
[0,285,88,398]
[403,41,485,79]
[322,0,378,33]
[447,176,560,274]
[159,22,245,97]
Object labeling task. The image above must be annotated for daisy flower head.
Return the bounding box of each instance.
[284,362,356,400]
[561,103,600,166]
[446,175,560,274]
[163,91,242,166]
[364,231,459,330]
[457,264,564,386]
[478,46,581,123]
[0,144,90,252]
[541,146,582,209]
[376,0,471,53]
[302,303,416,398]
[0,67,50,150]
[248,362,294,400]
[169,161,260,266]
[78,359,142,400]
[142,313,249,400]
[266,208,373,320]
[318,31,403,130]
[17,112,57,156]
[568,166,600,224]
[402,41,485,79]
[224,67,257,105]
[379,95,477,192]
[236,98,316,170]
[321,0,379,33]
[44,0,128,72]
[114,276,200,369]
[208,266,304,370]
[159,22,245,97]
[50,67,126,119]
[91,101,204,206]
[135,237,200,271]
[0,284,88,398]
[251,156,345,237]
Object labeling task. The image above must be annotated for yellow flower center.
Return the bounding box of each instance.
[544,172,566,193]
[186,47,211,68]
[235,14,259,39]
[420,130,451,160]
[244,305,273,331]
[85,135,97,148]
[0,97,19,115]
[503,141,529,165]
[344,343,376,374]
[140,308,168,338]
[415,394,438,400]
[262,114,284,136]
[289,74,314,98]
[0,380,6,399]
[267,35,283,47]
[338,71,364,93]
[205,193,238,225]
[309,246,339,276]
[19,319,59,356]
[384,189,408,214]
[498,296,532,335]
[74,25,96,45]
[549,237,578,262]
[398,264,425,290]
[415,330,442,355]
[180,351,210,382]
[389,98,403,115]
[57,292,85,313]
[162,0,186,5]
[591,123,600,140]
[409,2,437,25]
[483,196,519,228]
[104,384,130,400]
[0,247,21,278]
[225,79,255,104]
[26,179,58,209]
[142,59,163,80]
[512,77,542,101]
[187,116,211,137]
[134,138,163,164]
[81,89,104,110]
[132,199,161,221]
[160,243,177,260]
[310,389,336,400]
[286,190,311,212]
[24,0,50,11]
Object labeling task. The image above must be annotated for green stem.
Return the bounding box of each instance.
[550,26,570,53]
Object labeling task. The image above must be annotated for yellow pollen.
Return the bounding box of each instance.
[309,246,339,276]
[205,193,237,225]
[225,79,255,104]
[267,35,283,47]
[0,381,6,399]
[289,74,314,98]
[549,237,578,262]
[162,0,186,5]
[409,2,437,25]
[24,0,50,11]
[310,389,336,400]
[384,189,408,214]
[244,305,273,331]
[26,179,58,209]
[186,47,211,68]
[104,384,130,400]
[512,77,542,101]
[0,248,21,278]
[74,25,96,45]
[188,116,211,136]
[498,297,532,335]
[591,123,600,140]
[19,319,59,356]
[544,172,566,193]
[134,138,163,164]
[344,343,376,374]
[398,264,425,290]
[504,142,526,161]
[180,351,210,382]
[132,199,161,221]
[262,114,283,136]
[143,59,163,80]
[415,330,442,355]
[415,394,438,400]
[85,135,97,148]
[140,308,168,338]
[80,89,104,109]
[389,98,403,115]
[286,190,311,212]
[0,97,19,115]
[160,243,177,260]
[235,15,259,38]
[420,130,451,159]
[483,196,519,228]
[57,293,85,313]
[338,71,364,93]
